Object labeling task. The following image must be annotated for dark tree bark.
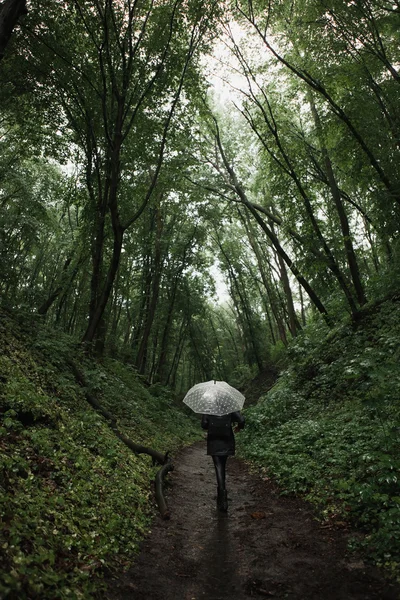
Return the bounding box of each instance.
[0,0,26,61]
[131,255,152,353]
[82,214,124,347]
[155,291,177,383]
[276,246,298,337]
[299,283,306,326]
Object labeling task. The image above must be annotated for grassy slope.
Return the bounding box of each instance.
[0,310,201,599]
[237,296,400,575]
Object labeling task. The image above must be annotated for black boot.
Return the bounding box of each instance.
[217,488,228,512]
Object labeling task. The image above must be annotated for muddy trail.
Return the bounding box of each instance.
[104,442,399,600]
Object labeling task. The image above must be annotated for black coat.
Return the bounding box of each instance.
[201,412,245,456]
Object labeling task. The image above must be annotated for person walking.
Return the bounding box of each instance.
[182,380,246,512]
[201,411,245,512]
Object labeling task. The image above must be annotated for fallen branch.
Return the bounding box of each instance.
[155,461,174,519]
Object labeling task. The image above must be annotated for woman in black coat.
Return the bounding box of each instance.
[201,411,245,512]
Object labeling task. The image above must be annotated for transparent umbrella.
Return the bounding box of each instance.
[183,380,245,416]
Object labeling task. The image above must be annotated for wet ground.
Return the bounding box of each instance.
[104,442,400,600]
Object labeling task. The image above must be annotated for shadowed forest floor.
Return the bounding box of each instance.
[103,442,400,600]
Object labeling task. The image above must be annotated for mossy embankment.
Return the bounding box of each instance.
[0,309,200,599]
[238,295,400,576]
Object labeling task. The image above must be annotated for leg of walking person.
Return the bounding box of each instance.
[212,455,228,511]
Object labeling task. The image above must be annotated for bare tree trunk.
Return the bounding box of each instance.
[82,110,125,347]
[131,256,151,353]
[82,211,124,346]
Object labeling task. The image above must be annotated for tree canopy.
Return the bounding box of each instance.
[1,0,400,386]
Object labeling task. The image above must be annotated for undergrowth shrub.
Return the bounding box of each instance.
[0,310,200,599]
[238,296,400,576]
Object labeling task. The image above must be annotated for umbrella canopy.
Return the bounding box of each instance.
[183,380,245,416]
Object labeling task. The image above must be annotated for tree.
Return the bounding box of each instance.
[3,0,221,349]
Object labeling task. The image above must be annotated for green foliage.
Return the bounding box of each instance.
[98,358,200,450]
[237,296,400,574]
[0,310,200,599]
[269,340,288,368]
[229,363,258,390]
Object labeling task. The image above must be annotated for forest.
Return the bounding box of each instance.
[0,0,400,598]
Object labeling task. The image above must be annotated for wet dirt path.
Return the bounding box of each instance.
[104,442,399,600]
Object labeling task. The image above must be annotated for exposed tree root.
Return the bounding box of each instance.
[155,461,174,519]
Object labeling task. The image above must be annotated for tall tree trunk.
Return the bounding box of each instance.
[268,218,300,337]
[166,318,187,386]
[85,140,108,331]
[276,250,299,337]
[309,93,367,307]
[214,124,331,323]
[131,255,152,353]
[107,266,124,353]
[254,276,277,345]
[136,206,164,375]
[123,305,133,349]
[82,206,124,346]
[240,209,287,344]
[155,278,179,384]
[219,241,263,371]
[299,283,306,326]
[82,116,125,347]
